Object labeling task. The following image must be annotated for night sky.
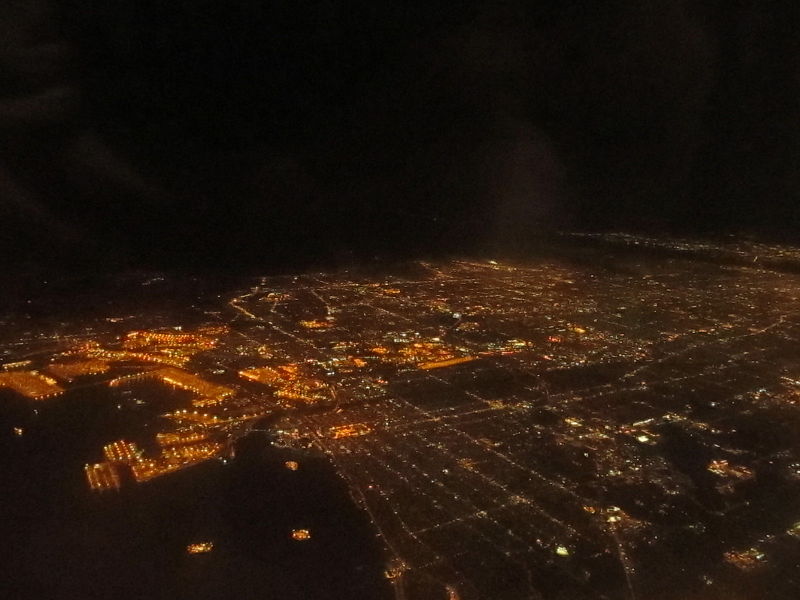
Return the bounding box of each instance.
[1,1,799,274]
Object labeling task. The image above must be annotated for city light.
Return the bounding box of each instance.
[291,529,311,541]
[186,542,214,554]
[0,371,65,399]
[5,246,800,598]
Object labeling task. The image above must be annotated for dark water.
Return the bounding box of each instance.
[0,385,392,600]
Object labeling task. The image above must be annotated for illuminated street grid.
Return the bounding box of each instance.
[4,241,800,599]
[239,258,800,600]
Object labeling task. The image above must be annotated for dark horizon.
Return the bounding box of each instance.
[1,1,799,274]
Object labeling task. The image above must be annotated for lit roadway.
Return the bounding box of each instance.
[217,254,800,599]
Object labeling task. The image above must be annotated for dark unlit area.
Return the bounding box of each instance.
[0,2,797,273]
